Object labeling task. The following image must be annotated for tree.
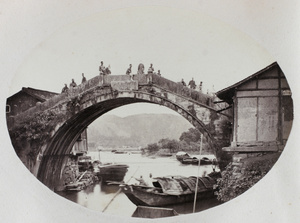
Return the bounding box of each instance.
[145,143,160,154]
[158,138,181,153]
[179,128,201,144]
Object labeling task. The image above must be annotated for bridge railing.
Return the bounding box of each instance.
[8,73,215,127]
[151,74,213,106]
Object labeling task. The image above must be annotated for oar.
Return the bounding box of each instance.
[76,170,87,182]
[102,166,140,213]
[106,180,124,185]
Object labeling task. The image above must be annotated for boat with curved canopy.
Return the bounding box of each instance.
[120,175,217,207]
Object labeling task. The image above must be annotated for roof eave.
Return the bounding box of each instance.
[216,62,278,103]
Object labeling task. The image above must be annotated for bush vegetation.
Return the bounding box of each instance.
[141,128,213,155]
[215,157,278,202]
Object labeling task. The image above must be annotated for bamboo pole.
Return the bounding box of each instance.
[102,166,140,213]
[76,170,87,182]
[193,134,203,213]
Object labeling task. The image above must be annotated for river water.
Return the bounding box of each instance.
[56,151,222,218]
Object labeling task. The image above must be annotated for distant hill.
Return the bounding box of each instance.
[87,114,192,149]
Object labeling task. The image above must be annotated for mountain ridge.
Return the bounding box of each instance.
[87,113,191,148]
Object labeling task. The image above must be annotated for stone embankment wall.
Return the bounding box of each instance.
[216,151,281,202]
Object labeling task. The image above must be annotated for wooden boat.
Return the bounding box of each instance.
[96,163,129,183]
[114,150,127,154]
[175,151,190,162]
[78,155,93,171]
[120,175,217,207]
[158,153,173,157]
[181,157,213,165]
[132,206,178,218]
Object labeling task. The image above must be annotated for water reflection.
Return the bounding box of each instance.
[100,183,120,194]
[57,152,222,217]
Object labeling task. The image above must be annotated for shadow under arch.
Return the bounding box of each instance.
[37,94,215,190]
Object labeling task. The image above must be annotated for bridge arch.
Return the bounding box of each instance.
[38,89,215,189]
[8,74,230,190]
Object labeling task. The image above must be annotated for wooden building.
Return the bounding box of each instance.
[6,87,59,117]
[216,62,293,153]
[6,87,88,159]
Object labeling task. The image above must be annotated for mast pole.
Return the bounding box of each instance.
[98,149,101,162]
[193,133,203,213]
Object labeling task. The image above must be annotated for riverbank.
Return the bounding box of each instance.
[215,152,281,202]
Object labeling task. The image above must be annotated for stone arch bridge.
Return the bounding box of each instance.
[7,73,231,190]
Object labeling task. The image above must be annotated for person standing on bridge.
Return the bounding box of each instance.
[147,63,154,74]
[181,78,186,86]
[188,78,196,89]
[157,70,161,76]
[126,64,132,75]
[81,73,87,83]
[126,64,133,80]
[69,79,77,88]
[99,61,105,75]
[198,81,203,92]
[147,63,154,83]
[61,84,69,93]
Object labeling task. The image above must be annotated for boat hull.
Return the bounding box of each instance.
[96,164,128,183]
[120,185,215,207]
[181,158,212,165]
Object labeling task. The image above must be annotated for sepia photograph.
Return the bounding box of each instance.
[1,1,299,222]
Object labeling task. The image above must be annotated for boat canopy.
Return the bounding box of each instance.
[153,176,216,195]
[175,151,189,156]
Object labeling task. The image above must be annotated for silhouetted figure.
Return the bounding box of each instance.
[199,81,203,92]
[147,64,154,83]
[61,84,69,93]
[148,63,154,74]
[126,64,132,75]
[157,70,161,76]
[181,78,186,86]
[99,61,105,75]
[135,175,147,186]
[69,79,77,88]
[81,73,87,83]
[188,78,196,89]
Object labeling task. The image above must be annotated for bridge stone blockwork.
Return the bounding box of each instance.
[7,74,231,190]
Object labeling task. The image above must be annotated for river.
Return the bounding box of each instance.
[56,151,222,218]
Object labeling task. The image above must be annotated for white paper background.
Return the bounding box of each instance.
[1,1,299,222]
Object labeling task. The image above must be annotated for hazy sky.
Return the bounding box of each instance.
[8,7,274,116]
[10,7,273,94]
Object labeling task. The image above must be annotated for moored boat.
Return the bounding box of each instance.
[175,151,190,162]
[78,155,93,171]
[181,157,213,165]
[131,206,178,218]
[95,163,129,183]
[120,175,217,207]
[114,150,127,154]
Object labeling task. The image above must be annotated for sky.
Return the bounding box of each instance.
[8,6,274,117]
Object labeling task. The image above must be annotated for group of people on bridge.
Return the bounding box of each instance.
[60,60,207,95]
[125,63,161,76]
[181,78,203,93]
[60,61,168,94]
[61,73,87,93]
